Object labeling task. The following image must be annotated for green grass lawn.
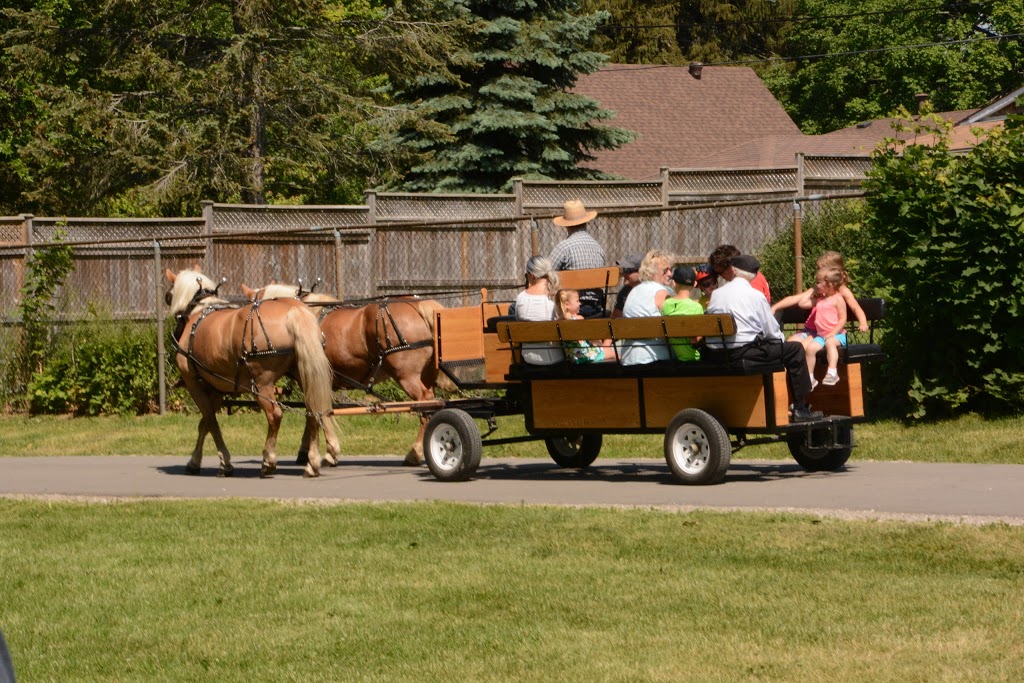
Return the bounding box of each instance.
[1,411,1023,463]
[1,499,1022,682]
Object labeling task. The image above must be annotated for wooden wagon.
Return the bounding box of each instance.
[391,267,883,484]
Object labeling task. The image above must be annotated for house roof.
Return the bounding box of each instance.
[690,109,985,168]
[573,64,801,180]
[965,84,1024,123]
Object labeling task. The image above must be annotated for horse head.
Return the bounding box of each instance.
[164,267,226,317]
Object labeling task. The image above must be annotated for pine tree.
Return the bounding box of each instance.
[388,0,636,193]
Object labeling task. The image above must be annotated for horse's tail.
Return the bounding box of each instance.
[412,299,457,394]
[286,304,335,422]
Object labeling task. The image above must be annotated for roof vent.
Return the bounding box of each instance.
[856,121,872,129]
[688,62,703,79]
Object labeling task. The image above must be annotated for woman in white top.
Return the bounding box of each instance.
[514,256,563,365]
[620,249,676,366]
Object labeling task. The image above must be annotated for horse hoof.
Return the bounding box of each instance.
[185,463,201,476]
[403,454,423,466]
[218,467,233,478]
[260,463,276,478]
[303,468,320,478]
[323,453,338,467]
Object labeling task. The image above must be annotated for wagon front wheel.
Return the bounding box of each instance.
[545,434,602,468]
[663,409,731,485]
[424,409,482,482]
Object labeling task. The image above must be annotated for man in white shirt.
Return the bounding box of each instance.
[706,254,820,422]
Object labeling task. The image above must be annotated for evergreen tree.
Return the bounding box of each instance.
[388,0,635,193]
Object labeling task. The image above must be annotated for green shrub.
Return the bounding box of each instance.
[29,320,158,416]
[863,114,1024,418]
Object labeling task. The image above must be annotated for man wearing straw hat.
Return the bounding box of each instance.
[550,199,608,318]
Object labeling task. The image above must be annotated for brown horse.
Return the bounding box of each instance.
[243,283,451,464]
[165,268,339,477]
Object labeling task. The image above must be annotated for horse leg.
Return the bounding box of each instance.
[186,390,231,476]
[395,374,431,466]
[302,413,324,478]
[256,388,283,478]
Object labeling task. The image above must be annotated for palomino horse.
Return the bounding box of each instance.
[242,283,450,465]
[165,268,339,477]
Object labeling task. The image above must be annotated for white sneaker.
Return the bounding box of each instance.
[822,373,840,386]
[810,378,819,391]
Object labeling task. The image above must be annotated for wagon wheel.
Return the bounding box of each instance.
[545,434,602,468]
[423,409,482,482]
[787,424,853,472]
[663,409,731,485]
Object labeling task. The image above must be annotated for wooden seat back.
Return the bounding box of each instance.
[494,315,737,344]
[556,266,620,292]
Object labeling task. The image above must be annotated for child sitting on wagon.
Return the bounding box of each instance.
[661,265,704,362]
[554,288,612,363]
[772,267,847,388]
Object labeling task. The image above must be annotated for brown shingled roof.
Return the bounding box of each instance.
[573,64,801,180]
[691,110,986,168]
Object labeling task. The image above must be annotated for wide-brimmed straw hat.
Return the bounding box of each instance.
[553,200,598,227]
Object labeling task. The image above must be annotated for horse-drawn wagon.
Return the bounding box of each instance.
[166,265,882,484]
[417,266,885,485]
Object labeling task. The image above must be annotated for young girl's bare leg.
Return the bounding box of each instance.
[804,339,823,388]
[823,337,842,385]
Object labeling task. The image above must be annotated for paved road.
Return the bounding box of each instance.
[1,455,1021,524]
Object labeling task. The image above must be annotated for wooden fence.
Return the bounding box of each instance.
[0,155,871,322]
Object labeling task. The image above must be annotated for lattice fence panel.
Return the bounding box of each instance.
[521,181,662,211]
[208,204,369,233]
[373,193,517,222]
[804,155,873,180]
[666,168,798,201]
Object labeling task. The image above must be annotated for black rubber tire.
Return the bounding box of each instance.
[544,434,603,468]
[787,424,854,471]
[663,409,731,485]
[423,409,482,482]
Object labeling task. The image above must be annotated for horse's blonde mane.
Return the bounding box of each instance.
[260,283,301,299]
[169,269,228,317]
[258,282,336,303]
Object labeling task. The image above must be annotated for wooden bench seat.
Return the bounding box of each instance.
[777,297,886,365]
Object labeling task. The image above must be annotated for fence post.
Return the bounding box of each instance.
[793,199,804,293]
[513,177,523,218]
[794,153,806,293]
[201,200,214,271]
[154,240,166,415]
[333,229,344,300]
[660,167,669,207]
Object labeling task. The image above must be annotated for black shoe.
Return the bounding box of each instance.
[791,406,824,422]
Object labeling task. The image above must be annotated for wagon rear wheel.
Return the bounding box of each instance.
[424,409,482,482]
[663,409,731,485]
[787,424,853,472]
[545,434,602,468]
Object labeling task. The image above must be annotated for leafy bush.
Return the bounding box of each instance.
[863,114,1024,418]
[29,320,158,416]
